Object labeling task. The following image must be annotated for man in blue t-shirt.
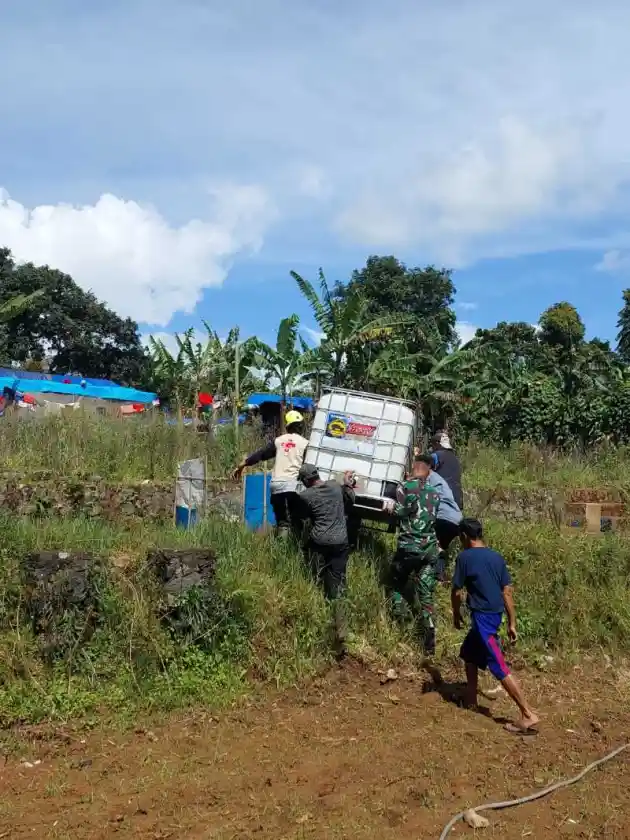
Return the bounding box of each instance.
[451,518,539,734]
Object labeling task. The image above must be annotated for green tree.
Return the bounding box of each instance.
[147,325,261,411]
[250,315,313,405]
[148,334,191,412]
[538,302,585,350]
[616,289,630,364]
[0,248,149,384]
[372,345,485,430]
[337,256,457,351]
[292,267,414,391]
[470,321,540,363]
[0,289,45,324]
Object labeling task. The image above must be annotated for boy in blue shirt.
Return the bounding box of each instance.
[451,518,539,735]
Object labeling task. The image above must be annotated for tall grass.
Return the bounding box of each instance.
[465,438,630,491]
[3,413,630,488]
[0,414,629,725]
[0,413,263,481]
[0,511,629,725]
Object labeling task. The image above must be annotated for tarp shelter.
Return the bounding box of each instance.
[0,376,18,393]
[244,393,314,433]
[245,393,314,411]
[13,378,157,403]
[0,367,119,387]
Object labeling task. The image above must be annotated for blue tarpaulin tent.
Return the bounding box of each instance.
[0,368,118,387]
[245,393,314,411]
[0,376,18,393]
[50,374,118,387]
[12,378,157,403]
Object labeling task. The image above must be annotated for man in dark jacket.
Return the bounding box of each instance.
[297,464,356,651]
[431,431,463,510]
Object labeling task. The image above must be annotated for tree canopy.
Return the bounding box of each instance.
[0,248,149,385]
[3,242,630,449]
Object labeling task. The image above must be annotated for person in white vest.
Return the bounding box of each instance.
[233,410,309,537]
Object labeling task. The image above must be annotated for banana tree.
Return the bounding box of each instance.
[291,269,414,388]
[148,333,191,412]
[249,315,314,417]
[370,345,483,428]
[147,325,260,414]
[176,324,258,410]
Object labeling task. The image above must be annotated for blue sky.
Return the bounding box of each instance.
[2,0,630,352]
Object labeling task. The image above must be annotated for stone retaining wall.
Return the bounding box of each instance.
[464,486,628,525]
[0,474,624,525]
[0,475,237,523]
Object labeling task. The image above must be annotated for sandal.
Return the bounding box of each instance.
[505,721,539,736]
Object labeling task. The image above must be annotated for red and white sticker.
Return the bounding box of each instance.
[345,421,377,438]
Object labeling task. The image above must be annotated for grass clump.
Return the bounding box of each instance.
[0,412,263,482]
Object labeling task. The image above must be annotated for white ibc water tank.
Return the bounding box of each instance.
[305,388,416,503]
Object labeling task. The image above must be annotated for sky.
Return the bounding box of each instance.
[2,0,630,353]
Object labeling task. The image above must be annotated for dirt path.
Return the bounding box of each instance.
[2,661,629,839]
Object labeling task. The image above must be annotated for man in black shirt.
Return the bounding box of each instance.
[298,464,356,651]
[431,431,463,511]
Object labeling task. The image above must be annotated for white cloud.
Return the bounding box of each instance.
[456,321,479,346]
[3,1,630,268]
[456,301,478,312]
[302,326,325,345]
[141,330,208,356]
[0,186,275,325]
[595,249,630,274]
[294,166,331,200]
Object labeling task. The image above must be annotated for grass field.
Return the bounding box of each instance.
[1,511,629,726]
[3,412,630,490]
[0,414,629,728]
[2,415,630,840]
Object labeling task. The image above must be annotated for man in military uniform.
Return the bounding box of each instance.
[384,453,440,657]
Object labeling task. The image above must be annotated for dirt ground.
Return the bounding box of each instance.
[2,660,629,840]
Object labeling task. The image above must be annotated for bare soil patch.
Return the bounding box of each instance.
[2,660,629,839]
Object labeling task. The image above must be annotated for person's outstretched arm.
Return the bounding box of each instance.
[500,559,516,641]
[232,441,276,479]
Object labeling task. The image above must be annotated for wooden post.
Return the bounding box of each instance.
[585,503,602,534]
[204,455,208,520]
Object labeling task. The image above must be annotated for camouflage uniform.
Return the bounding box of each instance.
[388,479,440,655]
